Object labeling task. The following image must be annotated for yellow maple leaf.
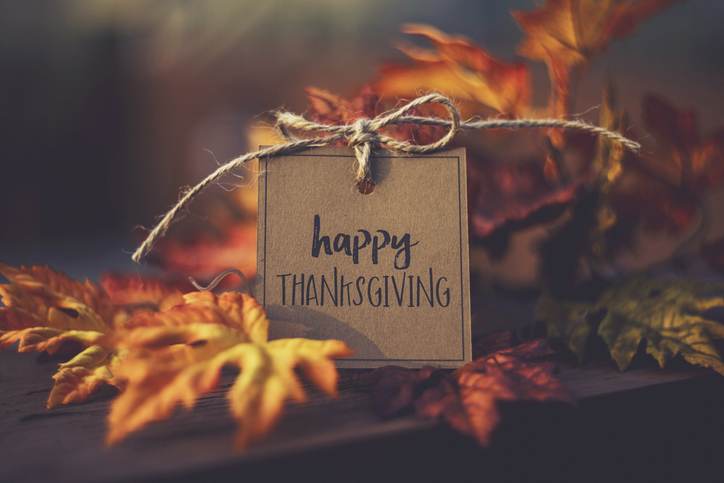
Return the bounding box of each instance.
[538,276,724,374]
[375,24,531,116]
[107,291,351,448]
[48,345,123,409]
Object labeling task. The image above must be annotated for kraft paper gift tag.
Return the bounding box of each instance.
[257,146,471,368]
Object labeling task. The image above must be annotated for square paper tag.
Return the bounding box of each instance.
[257,146,471,368]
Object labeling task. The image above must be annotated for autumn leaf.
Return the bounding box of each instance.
[0,263,120,408]
[534,87,631,286]
[417,340,571,445]
[376,24,531,116]
[514,0,676,67]
[372,365,437,418]
[0,263,111,350]
[591,86,633,238]
[153,223,258,282]
[100,273,187,310]
[538,276,724,374]
[305,85,380,125]
[373,338,571,445]
[49,345,123,409]
[0,264,194,408]
[471,172,581,240]
[513,0,676,116]
[607,166,697,237]
[642,95,724,190]
[594,86,627,190]
[591,91,697,256]
[107,291,351,448]
[594,94,724,246]
[0,263,350,449]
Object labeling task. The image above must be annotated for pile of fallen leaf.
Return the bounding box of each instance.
[0,263,350,449]
[371,274,724,444]
[2,262,723,450]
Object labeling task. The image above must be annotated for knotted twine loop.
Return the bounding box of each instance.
[131,92,639,263]
[349,118,375,183]
[275,93,461,186]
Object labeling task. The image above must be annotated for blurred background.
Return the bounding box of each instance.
[1,0,723,279]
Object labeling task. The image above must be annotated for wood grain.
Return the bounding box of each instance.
[0,348,713,483]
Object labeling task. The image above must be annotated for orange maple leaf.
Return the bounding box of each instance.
[513,0,677,116]
[376,24,531,116]
[107,291,351,448]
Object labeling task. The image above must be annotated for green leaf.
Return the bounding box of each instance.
[537,276,724,374]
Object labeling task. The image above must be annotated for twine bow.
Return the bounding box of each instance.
[275,93,461,184]
[132,93,640,263]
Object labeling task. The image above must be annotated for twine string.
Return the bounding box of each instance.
[188,268,249,292]
[131,93,640,263]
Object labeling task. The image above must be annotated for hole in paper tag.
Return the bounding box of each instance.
[357,178,376,195]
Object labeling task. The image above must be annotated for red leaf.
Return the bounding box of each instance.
[372,338,572,445]
[469,160,582,240]
[642,95,724,190]
[305,86,380,125]
[371,366,436,418]
[152,223,257,282]
[416,340,571,445]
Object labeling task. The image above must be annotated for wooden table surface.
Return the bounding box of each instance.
[3,233,724,482]
[1,348,722,483]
